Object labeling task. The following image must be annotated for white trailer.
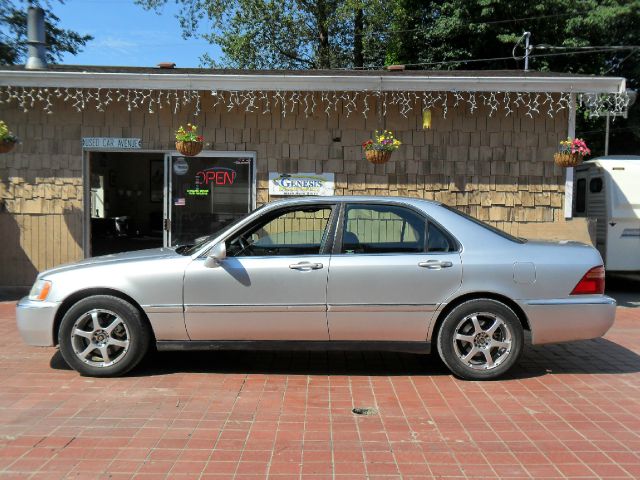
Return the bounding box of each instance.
[574,156,640,272]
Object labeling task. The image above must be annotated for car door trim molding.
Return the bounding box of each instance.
[328,303,437,312]
[143,305,183,313]
[156,339,431,354]
[185,304,326,313]
[329,252,457,258]
[524,298,616,306]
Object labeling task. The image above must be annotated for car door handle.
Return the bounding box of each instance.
[418,260,453,269]
[289,262,324,270]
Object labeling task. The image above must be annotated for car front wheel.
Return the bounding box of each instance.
[437,299,524,380]
[58,295,151,377]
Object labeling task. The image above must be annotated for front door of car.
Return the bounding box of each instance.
[183,204,336,340]
[327,203,462,341]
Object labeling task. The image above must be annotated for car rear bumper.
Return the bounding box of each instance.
[521,296,616,345]
[16,297,59,347]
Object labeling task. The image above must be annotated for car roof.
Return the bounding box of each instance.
[264,195,442,208]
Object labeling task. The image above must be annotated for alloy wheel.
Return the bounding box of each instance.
[70,309,130,367]
[452,312,512,370]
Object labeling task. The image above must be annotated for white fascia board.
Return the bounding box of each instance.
[0,70,626,93]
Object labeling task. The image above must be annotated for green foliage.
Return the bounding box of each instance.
[386,0,639,76]
[136,0,638,77]
[362,130,402,152]
[137,0,392,69]
[175,123,203,142]
[0,120,17,143]
[0,0,93,65]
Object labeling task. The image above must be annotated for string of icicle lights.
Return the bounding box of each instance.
[0,86,631,119]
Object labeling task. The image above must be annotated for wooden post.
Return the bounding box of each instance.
[564,93,576,219]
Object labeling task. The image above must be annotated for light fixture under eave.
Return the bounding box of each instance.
[422,109,432,129]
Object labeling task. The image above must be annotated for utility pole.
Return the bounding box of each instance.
[523,32,531,72]
[605,112,610,156]
[513,32,533,71]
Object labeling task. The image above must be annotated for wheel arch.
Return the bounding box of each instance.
[52,288,156,346]
[430,292,530,343]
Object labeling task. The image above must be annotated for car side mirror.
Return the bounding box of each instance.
[204,242,226,268]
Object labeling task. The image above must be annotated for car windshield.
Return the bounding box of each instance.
[441,204,526,244]
[175,205,265,256]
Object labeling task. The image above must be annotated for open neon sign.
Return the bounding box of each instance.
[195,167,236,186]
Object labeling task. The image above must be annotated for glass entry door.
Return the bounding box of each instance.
[164,152,254,247]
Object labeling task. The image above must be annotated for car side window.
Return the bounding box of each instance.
[341,204,426,254]
[226,206,333,257]
[427,222,455,253]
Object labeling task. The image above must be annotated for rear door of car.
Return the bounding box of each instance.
[326,202,462,341]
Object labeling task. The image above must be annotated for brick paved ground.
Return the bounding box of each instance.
[0,301,639,479]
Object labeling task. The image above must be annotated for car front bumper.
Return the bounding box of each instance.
[521,296,617,345]
[16,297,60,346]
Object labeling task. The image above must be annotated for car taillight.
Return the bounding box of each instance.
[570,266,605,295]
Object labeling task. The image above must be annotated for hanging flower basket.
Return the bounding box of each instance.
[175,123,204,156]
[554,137,590,167]
[0,140,16,154]
[554,152,582,167]
[365,150,393,164]
[176,140,203,157]
[362,130,401,165]
[0,120,18,154]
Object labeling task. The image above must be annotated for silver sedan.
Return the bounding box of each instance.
[16,196,616,380]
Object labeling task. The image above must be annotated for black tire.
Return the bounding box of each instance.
[436,299,524,380]
[58,295,151,377]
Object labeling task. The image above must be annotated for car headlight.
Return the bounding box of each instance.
[28,280,52,301]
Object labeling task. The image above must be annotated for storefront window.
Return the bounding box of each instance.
[170,155,253,246]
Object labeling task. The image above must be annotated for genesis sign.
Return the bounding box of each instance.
[269,172,335,196]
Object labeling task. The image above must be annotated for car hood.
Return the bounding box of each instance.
[40,247,181,277]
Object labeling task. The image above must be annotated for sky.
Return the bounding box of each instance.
[54,0,221,68]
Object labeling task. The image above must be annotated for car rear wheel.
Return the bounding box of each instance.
[58,295,151,377]
[437,299,524,380]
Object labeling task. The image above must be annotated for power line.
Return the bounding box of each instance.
[371,12,578,35]
[535,45,640,51]
[92,6,609,36]
[353,46,640,70]
[579,126,640,135]
[480,12,575,25]
[604,50,638,75]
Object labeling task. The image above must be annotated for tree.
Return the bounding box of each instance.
[0,0,92,65]
[136,0,392,69]
[136,0,638,77]
[385,1,638,75]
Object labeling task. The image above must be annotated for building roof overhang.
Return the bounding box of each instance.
[0,67,626,93]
